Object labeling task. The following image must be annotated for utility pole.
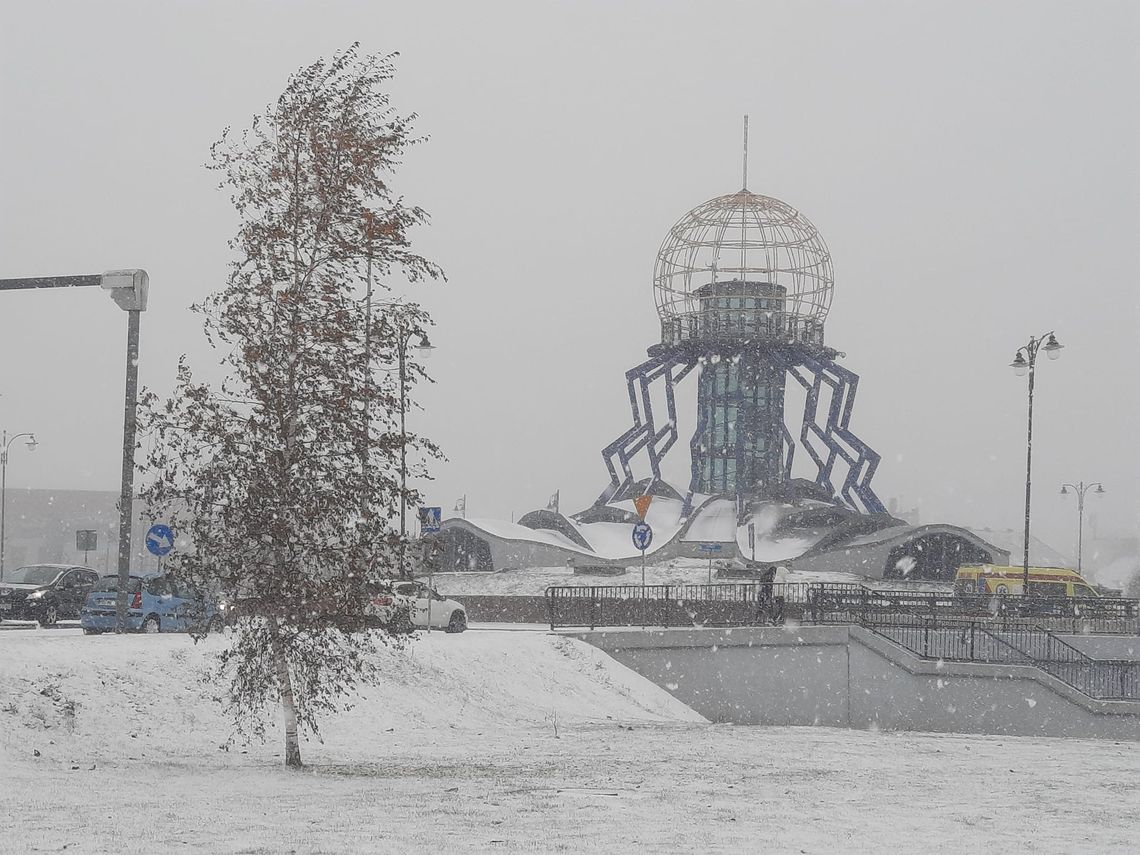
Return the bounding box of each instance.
[115,306,142,630]
[0,270,148,618]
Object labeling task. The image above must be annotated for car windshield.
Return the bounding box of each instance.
[91,576,143,593]
[3,565,61,586]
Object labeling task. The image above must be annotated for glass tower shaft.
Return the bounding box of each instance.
[695,352,786,495]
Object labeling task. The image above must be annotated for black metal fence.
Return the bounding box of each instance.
[547,582,1140,635]
[806,586,1140,636]
[545,582,816,629]
[862,615,1139,701]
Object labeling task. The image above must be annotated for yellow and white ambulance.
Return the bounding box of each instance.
[953,564,1099,598]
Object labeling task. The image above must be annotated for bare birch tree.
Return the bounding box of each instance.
[137,45,443,767]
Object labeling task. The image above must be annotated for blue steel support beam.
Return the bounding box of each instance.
[766,348,885,515]
[599,351,697,503]
[797,353,885,514]
[780,421,796,480]
[598,342,883,514]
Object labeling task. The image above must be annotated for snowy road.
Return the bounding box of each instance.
[1,630,1137,853]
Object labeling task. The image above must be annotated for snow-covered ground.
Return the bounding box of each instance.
[2,629,1137,853]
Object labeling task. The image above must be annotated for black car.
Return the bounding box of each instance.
[0,564,100,625]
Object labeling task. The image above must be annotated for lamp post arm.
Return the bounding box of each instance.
[3,432,35,456]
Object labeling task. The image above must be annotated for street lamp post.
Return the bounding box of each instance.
[1060,481,1104,576]
[379,311,433,579]
[360,211,377,493]
[0,431,39,581]
[1009,331,1064,595]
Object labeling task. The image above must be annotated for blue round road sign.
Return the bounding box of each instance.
[632,521,653,551]
[145,524,175,557]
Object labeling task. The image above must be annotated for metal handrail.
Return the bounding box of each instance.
[860,615,1138,701]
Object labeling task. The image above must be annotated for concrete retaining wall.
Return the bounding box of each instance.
[1059,634,1140,661]
[578,625,1140,740]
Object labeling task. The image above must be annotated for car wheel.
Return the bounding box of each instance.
[82,628,102,636]
[446,610,467,634]
[141,615,160,634]
[40,604,59,627]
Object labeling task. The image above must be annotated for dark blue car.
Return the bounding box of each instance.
[80,574,222,634]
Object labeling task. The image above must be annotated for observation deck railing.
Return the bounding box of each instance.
[660,312,824,348]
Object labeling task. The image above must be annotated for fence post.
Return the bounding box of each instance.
[664,585,671,628]
[590,592,597,631]
[923,623,930,658]
[969,621,975,659]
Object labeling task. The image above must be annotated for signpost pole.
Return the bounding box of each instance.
[631,517,653,624]
[418,509,442,633]
[115,309,141,634]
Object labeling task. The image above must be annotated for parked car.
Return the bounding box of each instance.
[80,574,223,635]
[0,564,99,625]
[366,580,467,633]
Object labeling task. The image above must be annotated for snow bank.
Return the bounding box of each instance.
[680,498,736,542]
[0,629,703,768]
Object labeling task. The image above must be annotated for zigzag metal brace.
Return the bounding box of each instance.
[598,343,885,514]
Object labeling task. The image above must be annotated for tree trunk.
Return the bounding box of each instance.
[270,617,303,767]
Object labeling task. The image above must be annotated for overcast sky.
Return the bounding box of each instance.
[1,0,1137,556]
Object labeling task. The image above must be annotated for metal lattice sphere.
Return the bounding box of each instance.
[653,190,834,347]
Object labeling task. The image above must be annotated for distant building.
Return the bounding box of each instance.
[1,488,160,577]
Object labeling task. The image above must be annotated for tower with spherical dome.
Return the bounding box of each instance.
[598,119,884,514]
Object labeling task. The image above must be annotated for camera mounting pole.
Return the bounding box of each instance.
[1,270,149,631]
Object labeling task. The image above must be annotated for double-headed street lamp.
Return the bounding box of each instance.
[379,311,434,579]
[1060,480,1105,576]
[346,212,436,580]
[1010,331,1064,595]
[1,430,39,581]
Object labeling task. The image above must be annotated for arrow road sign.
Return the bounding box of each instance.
[632,521,653,552]
[145,524,174,557]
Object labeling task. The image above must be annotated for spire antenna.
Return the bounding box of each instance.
[742,114,749,191]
